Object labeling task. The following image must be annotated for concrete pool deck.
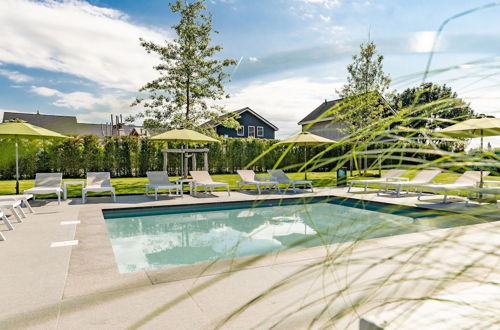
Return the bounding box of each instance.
[0,187,499,329]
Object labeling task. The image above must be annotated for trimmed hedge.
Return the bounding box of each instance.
[1,135,486,180]
[0,136,345,179]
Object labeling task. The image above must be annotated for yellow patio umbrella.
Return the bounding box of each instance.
[151,128,219,176]
[151,128,219,143]
[277,131,336,179]
[440,117,500,187]
[0,122,68,194]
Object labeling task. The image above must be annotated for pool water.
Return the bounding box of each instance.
[103,198,481,274]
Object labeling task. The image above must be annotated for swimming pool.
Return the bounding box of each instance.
[103,197,484,274]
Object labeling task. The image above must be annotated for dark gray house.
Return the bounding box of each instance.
[2,111,149,137]
[205,107,278,139]
[298,96,395,140]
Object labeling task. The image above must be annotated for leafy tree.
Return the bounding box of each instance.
[392,82,475,130]
[337,41,392,134]
[132,0,238,131]
[336,41,392,174]
[392,82,475,150]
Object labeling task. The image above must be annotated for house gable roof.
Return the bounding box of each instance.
[2,111,148,137]
[298,94,396,126]
[205,107,279,131]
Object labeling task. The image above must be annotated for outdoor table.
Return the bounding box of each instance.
[176,179,195,195]
[63,181,85,200]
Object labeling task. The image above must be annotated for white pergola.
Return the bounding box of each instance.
[162,148,209,176]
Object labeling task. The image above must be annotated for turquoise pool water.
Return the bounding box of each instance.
[103,198,480,274]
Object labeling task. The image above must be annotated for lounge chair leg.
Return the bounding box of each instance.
[227,186,230,196]
[155,188,158,201]
[347,183,352,192]
[57,192,61,205]
[10,208,22,223]
[16,206,26,219]
[2,214,13,230]
[364,184,368,192]
[257,186,261,194]
[23,199,34,213]
[0,231,5,241]
[443,191,448,204]
[396,186,401,198]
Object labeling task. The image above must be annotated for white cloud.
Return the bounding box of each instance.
[300,0,342,9]
[0,69,33,83]
[248,57,259,62]
[0,0,170,91]
[408,31,445,53]
[30,85,134,114]
[223,77,342,138]
[319,14,331,23]
[31,86,60,97]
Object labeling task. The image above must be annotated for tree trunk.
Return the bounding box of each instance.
[185,74,190,122]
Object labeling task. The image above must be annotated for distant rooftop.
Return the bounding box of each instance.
[2,111,148,137]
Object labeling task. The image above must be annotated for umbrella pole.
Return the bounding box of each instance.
[304,146,307,180]
[15,136,19,195]
[480,130,484,189]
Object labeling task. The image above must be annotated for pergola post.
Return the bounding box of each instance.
[163,152,168,172]
[204,152,208,171]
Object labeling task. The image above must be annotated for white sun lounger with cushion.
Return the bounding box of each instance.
[146,171,182,200]
[268,169,313,192]
[348,169,407,192]
[378,169,442,197]
[418,171,490,203]
[82,172,116,203]
[24,173,63,205]
[190,171,230,196]
[237,170,280,194]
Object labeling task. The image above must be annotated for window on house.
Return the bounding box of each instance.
[248,126,255,137]
[237,126,244,136]
[257,126,264,137]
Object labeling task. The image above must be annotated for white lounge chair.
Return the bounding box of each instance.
[466,180,500,206]
[347,169,407,192]
[268,169,313,192]
[0,200,25,224]
[24,173,63,205]
[190,171,230,196]
[0,194,34,213]
[146,171,182,200]
[378,169,442,197]
[418,171,490,203]
[236,170,281,194]
[82,172,116,203]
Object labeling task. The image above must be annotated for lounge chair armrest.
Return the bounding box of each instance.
[256,176,272,181]
[482,180,500,187]
[386,177,409,182]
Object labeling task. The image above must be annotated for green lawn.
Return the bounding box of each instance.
[0,170,497,198]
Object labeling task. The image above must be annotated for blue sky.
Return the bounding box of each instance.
[0,0,499,146]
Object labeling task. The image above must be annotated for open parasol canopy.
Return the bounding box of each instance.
[0,122,68,194]
[151,128,219,143]
[277,131,336,179]
[440,117,500,187]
